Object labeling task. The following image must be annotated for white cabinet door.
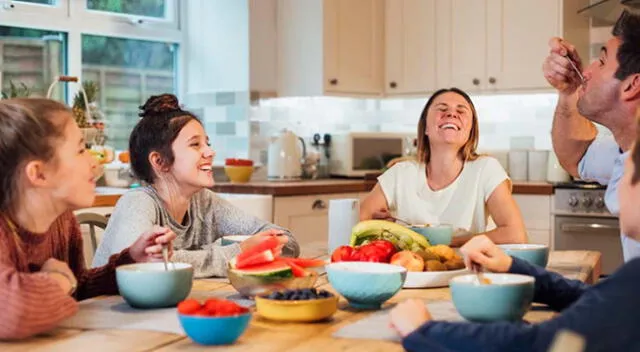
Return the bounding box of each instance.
[487,0,561,91]
[324,0,384,94]
[436,0,488,92]
[273,193,361,247]
[385,0,437,95]
[514,195,552,230]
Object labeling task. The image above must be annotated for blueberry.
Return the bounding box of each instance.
[291,294,301,300]
[268,292,280,300]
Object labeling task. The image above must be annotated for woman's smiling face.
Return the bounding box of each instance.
[425,92,473,149]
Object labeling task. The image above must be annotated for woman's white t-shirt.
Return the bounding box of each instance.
[378,157,509,235]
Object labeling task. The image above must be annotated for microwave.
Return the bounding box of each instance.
[329,132,415,178]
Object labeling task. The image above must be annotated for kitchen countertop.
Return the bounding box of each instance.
[91,180,554,207]
[211,179,555,196]
[1,243,600,351]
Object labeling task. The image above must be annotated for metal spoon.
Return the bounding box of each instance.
[565,55,585,83]
[162,245,170,271]
[471,263,491,285]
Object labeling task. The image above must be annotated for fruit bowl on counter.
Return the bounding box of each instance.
[224,158,254,183]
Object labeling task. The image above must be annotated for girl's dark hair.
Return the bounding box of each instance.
[0,98,70,213]
[416,88,480,165]
[129,94,200,184]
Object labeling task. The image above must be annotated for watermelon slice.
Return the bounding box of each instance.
[282,257,325,268]
[235,236,280,264]
[235,249,275,269]
[282,259,311,277]
[230,259,293,279]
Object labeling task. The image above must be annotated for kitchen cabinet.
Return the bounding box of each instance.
[250,0,278,96]
[385,0,438,95]
[436,0,590,93]
[277,0,384,96]
[273,192,362,247]
[514,194,553,246]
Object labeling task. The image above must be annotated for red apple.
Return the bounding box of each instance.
[390,250,424,272]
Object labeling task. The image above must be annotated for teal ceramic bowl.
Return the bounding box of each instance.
[178,312,251,345]
[116,262,194,309]
[410,224,453,245]
[326,262,407,310]
[450,273,535,322]
[221,235,251,246]
[498,244,549,268]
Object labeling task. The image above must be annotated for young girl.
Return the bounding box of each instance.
[0,98,176,340]
[93,94,300,278]
[389,123,640,350]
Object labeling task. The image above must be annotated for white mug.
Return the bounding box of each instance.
[328,199,360,254]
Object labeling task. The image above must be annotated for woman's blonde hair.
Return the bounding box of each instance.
[416,88,480,166]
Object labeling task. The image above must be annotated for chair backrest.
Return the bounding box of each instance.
[76,212,109,256]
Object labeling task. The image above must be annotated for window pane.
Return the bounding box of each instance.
[0,26,66,101]
[82,34,177,150]
[86,0,166,18]
[16,0,56,4]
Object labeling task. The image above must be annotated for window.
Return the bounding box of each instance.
[15,0,56,4]
[0,0,182,150]
[82,35,178,149]
[0,26,66,101]
[86,0,166,18]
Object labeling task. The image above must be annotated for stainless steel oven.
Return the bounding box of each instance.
[553,183,623,275]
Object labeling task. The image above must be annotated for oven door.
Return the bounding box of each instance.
[554,215,623,275]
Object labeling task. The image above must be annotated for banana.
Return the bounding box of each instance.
[350,220,431,249]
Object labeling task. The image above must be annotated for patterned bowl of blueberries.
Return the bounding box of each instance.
[254,288,338,323]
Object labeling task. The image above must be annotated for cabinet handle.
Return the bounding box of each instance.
[389,81,397,89]
[312,199,327,210]
[329,79,338,85]
[472,78,480,86]
[489,77,497,84]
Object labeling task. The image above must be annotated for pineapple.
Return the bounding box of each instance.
[72,80,99,128]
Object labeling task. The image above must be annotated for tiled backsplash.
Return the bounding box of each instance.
[187,91,613,169]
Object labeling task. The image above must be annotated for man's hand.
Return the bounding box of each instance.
[542,37,584,95]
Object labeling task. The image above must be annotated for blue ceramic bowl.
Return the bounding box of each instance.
[409,224,453,245]
[450,273,535,322]
[221,235,251,246]
[116,262,193,309]
[178,312,251,345]
[326,262,407,310]
[498,244,549,267]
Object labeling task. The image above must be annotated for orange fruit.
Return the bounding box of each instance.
[118,151,130,163]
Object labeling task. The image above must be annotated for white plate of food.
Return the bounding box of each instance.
[403,268,470,288]
[395,244,470,288]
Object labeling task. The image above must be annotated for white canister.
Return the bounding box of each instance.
[328,198,360,254]
[527,150,549,182]
[547,151,571,182]
[508,150,529,181]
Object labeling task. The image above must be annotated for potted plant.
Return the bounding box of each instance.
[1,80,32,99]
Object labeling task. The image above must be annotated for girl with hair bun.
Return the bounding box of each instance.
[93,94,300,278]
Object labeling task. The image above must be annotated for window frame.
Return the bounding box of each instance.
[0,0,184,100]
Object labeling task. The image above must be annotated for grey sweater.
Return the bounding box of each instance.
[92,187,300,278]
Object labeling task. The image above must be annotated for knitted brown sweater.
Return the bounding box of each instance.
[0,211,134,340]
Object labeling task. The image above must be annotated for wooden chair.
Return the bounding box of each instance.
[76,212,109,256]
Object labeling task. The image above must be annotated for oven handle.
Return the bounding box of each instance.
[561,223,620,233]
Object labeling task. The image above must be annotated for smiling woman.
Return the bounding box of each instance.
[360,88,527,247]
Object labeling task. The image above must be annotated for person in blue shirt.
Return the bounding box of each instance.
[388,118,640,351]
[544,9,640,261]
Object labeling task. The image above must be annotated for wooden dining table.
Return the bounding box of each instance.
[1,243,601,352]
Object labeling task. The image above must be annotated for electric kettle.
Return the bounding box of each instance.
[267,129,307,180]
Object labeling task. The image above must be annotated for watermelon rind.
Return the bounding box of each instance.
[229,260,293,279]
